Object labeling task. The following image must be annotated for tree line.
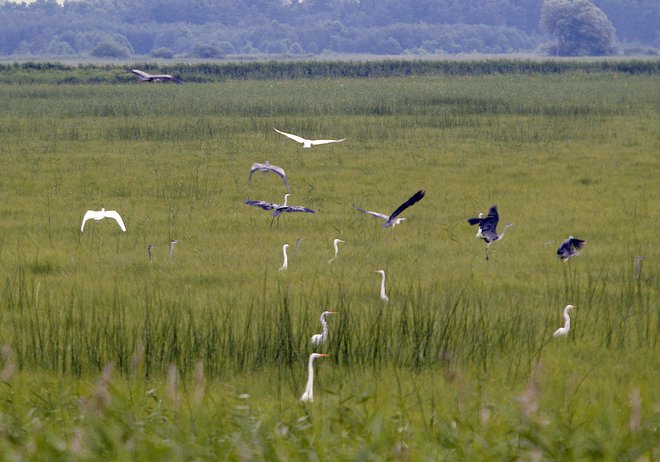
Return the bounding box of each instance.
[0,0,657,58]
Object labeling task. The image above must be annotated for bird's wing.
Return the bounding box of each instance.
[104,210,127,231]
[467,217,482,226]
[245,199,276,211]
[80,210,97,232]
[266,164,289,191]
[556,239,572,258]
[281,205,317,214]
[131,69,151,80]
[478,205,500,234]
[161,75,183,84]
[309,138,346,146]
[384,190,425,227]
[352,204,388,221]
[248,163,263,183]
[570,238,585,251]
[274,128,307,144]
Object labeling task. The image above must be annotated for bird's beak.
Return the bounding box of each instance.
[319,354,330,357]
[329,311,338,314]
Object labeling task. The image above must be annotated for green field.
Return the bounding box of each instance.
[0,71,658,460]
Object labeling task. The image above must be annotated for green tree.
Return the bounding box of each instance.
[540,0,616,56]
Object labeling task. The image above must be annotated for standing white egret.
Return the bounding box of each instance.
[557,236,585,261]
[467,205,512,260]
[279,244,290,271]
[274,128,345,149]
[328,239,345,263]
[169,239,179,257]
[353,190,425,229]
[81,208,127,232]
[300,353,330,402]
[375,270,389,302]
[311,311,337,346]
[553,304,576,337]
[635,256,645,280]
[248,161,290,191]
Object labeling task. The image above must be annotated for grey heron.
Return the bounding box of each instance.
[375,269,389,302]
[353,190,425,229]
[245,194,317,226]
[556,236,585,261]
[553,304,576,337]
[635,256,645,279]
[148,244,156,262]
[311,311,337,346]
[248,161,290,192]
[328,239,345,263]
[467,205,512,260]
[130,69,183,84]
[279,244,290,271]
[295,237,305,253]
[300,353,330,402]
[274,128,345,149]
[81,208,126,232]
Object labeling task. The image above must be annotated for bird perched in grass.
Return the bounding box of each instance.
[553,304,576,337]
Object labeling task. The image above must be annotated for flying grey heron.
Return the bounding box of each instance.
[274,128,345,149]
[245,194,317,226]
[81,208,126,232]
[130,69,183,84]
[553,304,576,337]
[556,236,585,261]
[311,311,337,346]
[467,205,512,260]
[353,190,425,229]
[248,161,290,191]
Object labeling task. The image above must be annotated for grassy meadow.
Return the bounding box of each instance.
[0,71,658,460]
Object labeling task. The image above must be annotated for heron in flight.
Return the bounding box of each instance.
[279,244,290,271]
[245,194,317,226]
[553,304,576,337]
[300,353,330,402]
[81,208,126,232]
[467,205,512,260]
[274,128,345,149]
[311,311,337,346]
[375,269,389,302]
[556,236,585,261]
[130,69,183,84]
[248,161,289,191]
[328,239,345,263]
[353,190,425,229]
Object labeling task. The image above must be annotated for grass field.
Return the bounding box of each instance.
[0,72,658,460]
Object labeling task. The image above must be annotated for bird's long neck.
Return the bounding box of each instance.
[320,317,329,341]
[498,224,511,240]
[305,356,316,397]
[283,195,289,206]
[563,307,571,329]
[282,247,288,265]
[380,273,387,298]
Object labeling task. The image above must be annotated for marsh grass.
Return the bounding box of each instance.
[0,73,657,459]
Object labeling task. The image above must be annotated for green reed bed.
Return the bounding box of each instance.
[0,72,657,459]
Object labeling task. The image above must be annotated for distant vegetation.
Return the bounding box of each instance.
[0,58,659,84]
[0,0,658,58]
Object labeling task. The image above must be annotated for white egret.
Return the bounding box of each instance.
[130,69,183,84]
[248,161,290,191]
[311,311,337,346]
[169,239,179,257]
[300,353,330,402]
[328,239,345,263]
[81,208,126,232]
[553,304,576,337]
[353,190,425,229]
[375,269,389,302]
[467,205,512,260]
[274,128,345,149]
[557,236,585,261]
[279,244,290,271]
[635,256,645,279]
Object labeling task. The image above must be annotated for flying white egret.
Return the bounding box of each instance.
[556,236,585,261]
[353,190,425,229]
[300,353,330,402]
[467,205,512,260]
[169,239,179,257]
[310,311,337,346]
[130,69,183,84]
[274,128,345,149]
[81,208,127,232]
[635,256,645,280]
[148,244,156,262]
[248,161,290,191]
[279,244,290,271]
[245,193,317,226]
[375,269,389,302]
[553,304,576,337]
[328,239,345,263]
